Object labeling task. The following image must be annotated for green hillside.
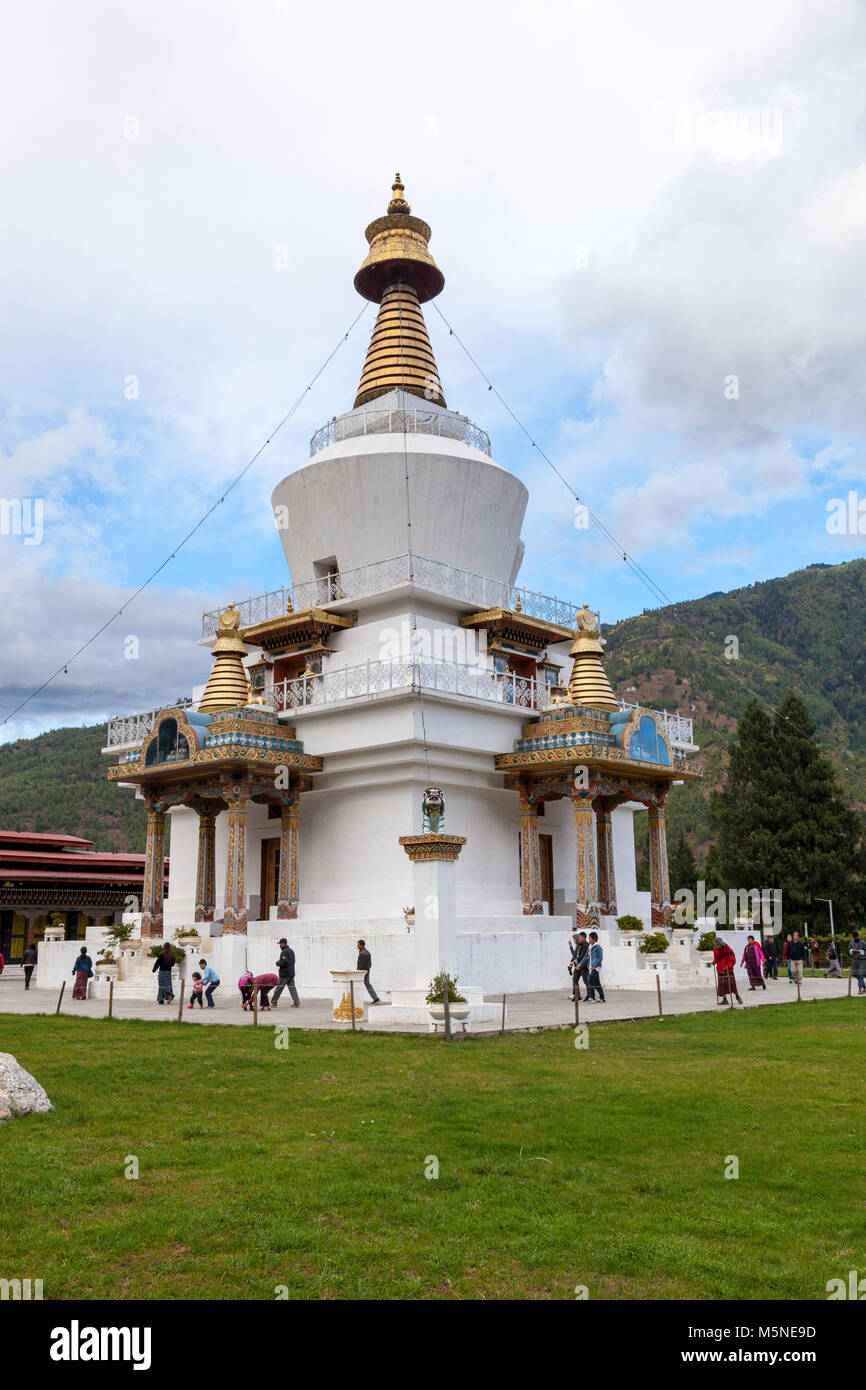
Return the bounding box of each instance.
[1,559,864,858]
[0,724,148,852]
[603,558,866,860]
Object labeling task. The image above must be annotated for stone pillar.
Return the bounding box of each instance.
[276,802,299,920]
[194,813,216,923]
[572,793,600,931]
[398,835,466,989]
[223,792,248,934]
[519,791,543,915]
[595,805,618,916]
[648,802,671,930]
[141,808,166,938]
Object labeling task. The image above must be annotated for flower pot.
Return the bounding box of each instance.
[95,964,118,979]
[698,950,715,964]
[642,952,668,963]
[403,913,415,926]
[428,1001,471,1024]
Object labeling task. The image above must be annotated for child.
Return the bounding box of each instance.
[188,971,204,1009]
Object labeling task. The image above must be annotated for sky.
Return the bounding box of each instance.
[1,0,864,741]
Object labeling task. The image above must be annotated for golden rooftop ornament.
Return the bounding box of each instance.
[198,604,251,713]
[566,604,618,711]
[353,173,446,409]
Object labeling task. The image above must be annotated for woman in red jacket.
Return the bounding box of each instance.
[713,937,743,1005]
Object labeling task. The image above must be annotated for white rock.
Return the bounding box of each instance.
[0,1052,53,1120]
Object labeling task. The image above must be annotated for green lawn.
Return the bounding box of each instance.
[1,1002,864,1300]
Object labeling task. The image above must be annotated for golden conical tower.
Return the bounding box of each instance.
[353,174,446,408]
[198,604,251,713]
[566,604,619,711]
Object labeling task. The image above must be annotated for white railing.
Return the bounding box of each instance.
[202,554,584,638]
[106,699,193,747]
[310,406,491,457]
[273,658,542,713]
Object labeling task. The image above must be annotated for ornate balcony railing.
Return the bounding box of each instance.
[273,658,541,714]
[310,406,491,457]
[104,681,694,753]
[106,699,193,748]
[202,554,584,638]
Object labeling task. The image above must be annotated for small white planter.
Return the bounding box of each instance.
[641,952,668,965]
[428,1001,471,1029]
[698,950,715,965]
[94,964,119,980]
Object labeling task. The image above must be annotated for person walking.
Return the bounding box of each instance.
[71,946,93,1000]
[22,942,37,990]
[787,931,807,988]
[357,939,382,1004]
[713,937,743,1005]
[572,931,590,1002]
[810,938,821,974]
[584,931,605,1003]
[763,935,779,981]
[741,935,767,991]
[849,930,866,994]
[198,959,220,1008]
[271,938,300,1008]
[783,933,793,981]
[825,941,842,978]
[152,943,176,1004]
[567,934,578,999]
[0,950,4,974]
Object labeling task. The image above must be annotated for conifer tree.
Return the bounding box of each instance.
[709,692,863,926]
[668,828,698,901]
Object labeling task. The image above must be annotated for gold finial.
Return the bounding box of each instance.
[565,605,617,711]
[387,172,411,215]
[353,173,446,408]
[285,594,294,614]
[198,606,250,713]
[514,595,523,613]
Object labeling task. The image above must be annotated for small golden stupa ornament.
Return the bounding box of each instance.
[353,173,446,409]
[198,604,251,712]
[566,604,618,711]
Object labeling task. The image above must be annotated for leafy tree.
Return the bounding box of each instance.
[668,828,698,900]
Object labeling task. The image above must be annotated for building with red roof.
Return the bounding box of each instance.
[0,830,167,962]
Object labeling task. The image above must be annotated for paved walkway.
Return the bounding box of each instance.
[0,973,858,1033]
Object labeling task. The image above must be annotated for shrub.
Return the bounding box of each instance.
[425,970,466,1005]
[148,943,186,966]
[616,914,645,933]
[639,932,670,955]
[697,931,717,952]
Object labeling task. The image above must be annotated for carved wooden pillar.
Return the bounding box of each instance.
[572,792,600,931]
[595,804,618,917]
[22,911,37,948]
[223,790,248,934]
[276,801,299,920]
[519,790,543,914]
[648,800,671,929]
[194,813,216,923]
[141,806,166,938]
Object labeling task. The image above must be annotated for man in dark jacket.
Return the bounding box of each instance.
[357,939,381,1003]
[787,931,808,985]
[763,935,778,980]
[849,930,866,994]
[570,932,590,1001]
[22,942,37,990]
[271,938,300,1007]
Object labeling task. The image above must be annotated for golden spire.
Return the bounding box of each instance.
[353,173,446,409]
[566,605,619,711]
[198,604,251,713]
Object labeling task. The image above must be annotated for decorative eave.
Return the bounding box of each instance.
[241,607,356,652]
[459,607,574,650]
[496,747,703,781]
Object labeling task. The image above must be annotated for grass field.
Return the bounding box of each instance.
[1,1002,864,1300]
